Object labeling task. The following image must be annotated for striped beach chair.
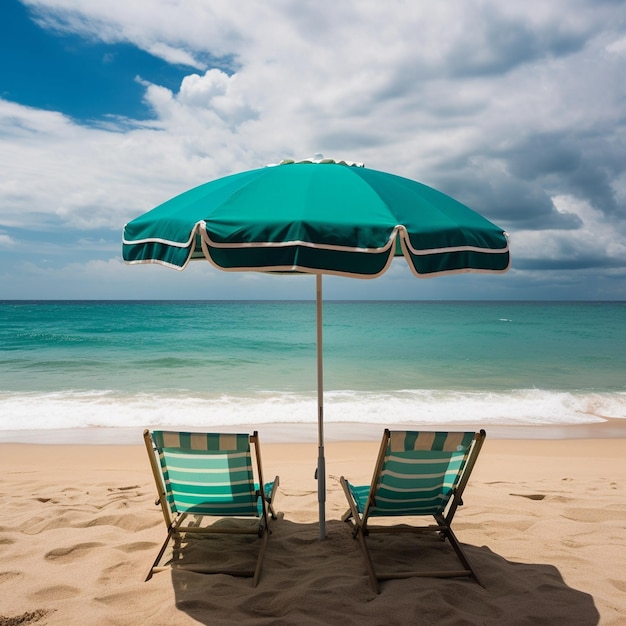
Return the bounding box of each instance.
[340,429,486,593]
[143,429,279,586]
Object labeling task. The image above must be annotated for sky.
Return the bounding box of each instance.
[1,0,625,301]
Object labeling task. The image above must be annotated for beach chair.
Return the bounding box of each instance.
[340,429,486,593]
[143,429,279,586]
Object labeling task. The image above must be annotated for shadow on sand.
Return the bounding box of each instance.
[163,518,599,625]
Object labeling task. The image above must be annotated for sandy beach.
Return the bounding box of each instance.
[1,430,625,625]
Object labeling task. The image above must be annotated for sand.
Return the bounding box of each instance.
[1,433,625,625]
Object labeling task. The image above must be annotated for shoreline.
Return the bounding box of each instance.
[1,417,626,445]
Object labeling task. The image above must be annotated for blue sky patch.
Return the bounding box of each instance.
[0,0,227,124]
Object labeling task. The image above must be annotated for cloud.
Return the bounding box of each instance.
[165,69,258,126]
[0,232,17,248]
[146,42,206,70]
[501,131,624,219]
[510,193,626,275]
[444,11,588,77]
[432,163,584,231]
[607,37,626,55]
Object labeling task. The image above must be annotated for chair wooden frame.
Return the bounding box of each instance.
[143,429,279,586]
[340,429,486,593]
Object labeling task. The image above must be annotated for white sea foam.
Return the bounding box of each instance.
[1,389,624,432]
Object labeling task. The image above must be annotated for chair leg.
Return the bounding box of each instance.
[443,526,484,587]
[146,527,176,581]
[356,529,380,593]
[252,526,269,587]
[340,477,381,592]
[433,513,482,586]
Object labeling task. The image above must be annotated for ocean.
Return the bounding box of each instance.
[1,300,625,441]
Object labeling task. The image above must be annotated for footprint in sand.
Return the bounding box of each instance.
[28,584,80,601]
[239,590,289,618]
[97,560,141,586]
[0,571,23,584]
[113,541,157,553]
[44,542,104,563]
[78,514,159,532]
[561,507,626,523]
[549,495,573,503]
[94,589,163,611]
[510,493,546,500]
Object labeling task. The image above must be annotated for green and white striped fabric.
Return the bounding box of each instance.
[152,431,261,517]
[347,431,476,517]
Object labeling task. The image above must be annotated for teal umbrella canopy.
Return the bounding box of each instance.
[123,161,510,276]
[122,159,510,539]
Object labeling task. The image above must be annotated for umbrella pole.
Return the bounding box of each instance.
[316,273,326,539]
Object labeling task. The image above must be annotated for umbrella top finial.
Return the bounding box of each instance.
[267,156,365,167]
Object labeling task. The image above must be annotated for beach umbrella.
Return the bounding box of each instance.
[122,158,510,538]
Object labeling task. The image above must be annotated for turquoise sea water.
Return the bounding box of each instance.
[1,301,625,437]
